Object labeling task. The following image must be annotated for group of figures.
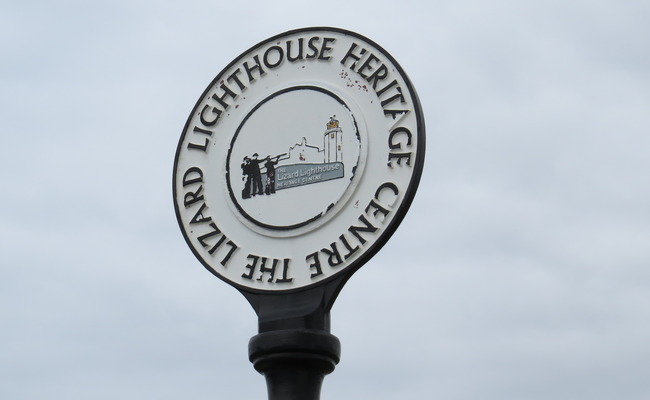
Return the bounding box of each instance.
[241,154,280,199]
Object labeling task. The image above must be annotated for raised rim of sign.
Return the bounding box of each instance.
[172,26,426,295]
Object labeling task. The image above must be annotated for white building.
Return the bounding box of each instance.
[286,137,323,163]
[282,117,343,164]
[323,116,343,163]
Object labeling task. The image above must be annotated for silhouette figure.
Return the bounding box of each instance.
[264,155,280,195]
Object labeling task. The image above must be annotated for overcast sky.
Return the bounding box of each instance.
[2,1,649,399]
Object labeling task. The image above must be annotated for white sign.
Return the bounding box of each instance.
[173,27,425,292]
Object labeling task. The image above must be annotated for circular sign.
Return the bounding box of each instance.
[173,27,425,293]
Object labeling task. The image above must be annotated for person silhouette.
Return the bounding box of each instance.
[250,153,264,196]
[264,155,279,195]
[241,156,253,199]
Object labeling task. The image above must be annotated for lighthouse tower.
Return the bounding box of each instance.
[323,116,343,163]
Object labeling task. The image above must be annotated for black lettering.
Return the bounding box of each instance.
[243,55,266,82]
[189,202,212,224]
[257,257,275,282]
[375,182,399,206]
[286,38,304,62]
[321,242,343,267]
[306,252,323,278]
[318,37,336,60]
[375,79,398,97]
[184,185,204,207]
[226,68,246,90]
[193,126,212,137]
[187,138,209,152]
[366,63,388,89]
[387,152,412,167]
[197,222,221,246]
[211,83,238,110]
[365,199,390,221]
[356,53,380,79]
[339,234,360,260]
[348,215,377,245]
[242,254,259,280]
[306,36,320,59]
[384,108,409,119]
[380,87,405,108]
[182,167,203,186]
[206,235,225,255]
[275,259,293,283]
[220,241,238,266]
[388,127,412,150]
[197,222,225,254]
[263,46,284,69]
[199,104,221,126]
[340,42,366,69]
[221,240,239,267]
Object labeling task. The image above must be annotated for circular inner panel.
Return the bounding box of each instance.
[226,86,362,232]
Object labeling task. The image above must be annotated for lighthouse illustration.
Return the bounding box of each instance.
[324,116,343,163]
[239,116,347,199]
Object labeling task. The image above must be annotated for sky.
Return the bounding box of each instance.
[1,0,649,399]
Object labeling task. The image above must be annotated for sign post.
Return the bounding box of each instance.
[173,27,425,399]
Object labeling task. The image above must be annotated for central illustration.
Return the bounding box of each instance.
[225,85,364,233]
[240,116,345,199]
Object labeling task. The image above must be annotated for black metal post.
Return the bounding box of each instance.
[248,329,340,400]
[243,277,345,400]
